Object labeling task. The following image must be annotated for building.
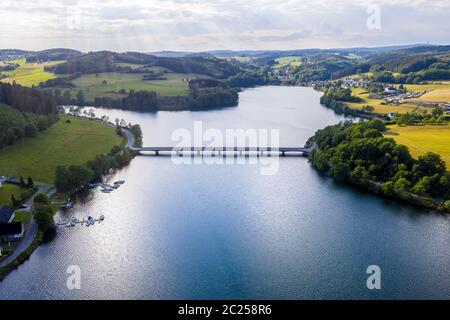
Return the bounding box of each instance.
[0,176,6,188]
[384,87,404,95]
[0,205,15,224]
[0,222,24,242]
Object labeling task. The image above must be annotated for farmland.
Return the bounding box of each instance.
[274,56,302,68]
[0,59,62,87]
[385,124,450,167]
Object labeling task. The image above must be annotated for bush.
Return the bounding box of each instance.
[33,193,50,205]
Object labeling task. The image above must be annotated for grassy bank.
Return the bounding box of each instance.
[0,115,124,183]
[385,124,450,168]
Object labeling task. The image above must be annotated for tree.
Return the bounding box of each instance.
[27,177,34,188]
[34,204,54,233]
[19,176,26,187]
[431,107,444,118]
[11,194,19,207]
[34,193,50,205]
[76,90,85,106]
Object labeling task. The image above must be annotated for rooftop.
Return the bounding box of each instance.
[0,205,14,224]
[0,222,23,237]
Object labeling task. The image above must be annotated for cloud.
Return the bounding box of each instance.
[0,0,449,51]
[258,31,310,42]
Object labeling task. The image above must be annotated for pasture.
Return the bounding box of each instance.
[0,115,124,183]
[0,59,62,87]
[385,124,450,168]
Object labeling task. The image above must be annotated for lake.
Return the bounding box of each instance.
[1,86,449,299]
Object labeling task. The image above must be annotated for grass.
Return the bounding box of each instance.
[68,70,205,100]
[0,183,27,207]
[0,58,63,87]
[274,56,302,68]
[0,115,124,183]
[385,124,450,168]
[13,211,32,228]
[347,88,428,115]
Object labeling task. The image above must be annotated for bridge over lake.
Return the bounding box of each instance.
[133,146,312,157]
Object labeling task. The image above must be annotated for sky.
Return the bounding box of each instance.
[0,0,449,52]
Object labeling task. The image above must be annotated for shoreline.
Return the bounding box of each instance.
[0,116,136,281]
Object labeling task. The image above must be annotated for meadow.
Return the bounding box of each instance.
[386,124,450,168]
[0,115,124,183]
[274,56,302,68]
[0,59,62,87]
[0,183,27,207]
[68,69,201,101]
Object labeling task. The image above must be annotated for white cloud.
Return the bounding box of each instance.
[0,0,448,51]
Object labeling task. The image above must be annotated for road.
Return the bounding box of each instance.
[121,128,135,149]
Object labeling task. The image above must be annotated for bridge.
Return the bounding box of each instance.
[132,146,312,157]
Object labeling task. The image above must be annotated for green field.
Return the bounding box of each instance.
[13,211,32,227]
[386,124,450,167]
[0,183,27,207]
[274,56,302,68]
[67,69,206,100]
[0,59,62,87]
[347,88,429,115]
[0,116,124,183]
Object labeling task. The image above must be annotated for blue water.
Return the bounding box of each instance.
[1,86,449,299]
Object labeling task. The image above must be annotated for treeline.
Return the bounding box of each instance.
[46,51,243,79]
[318,87,365,116]
[308,119,450,213]
[0,82,57,114]
[93,90,159,112]
[226,70,273,88]
[188,87,238,110]
[0,104,57,149]
[55,145,134,193]
[48,51,116,75]
[371,59,450,84]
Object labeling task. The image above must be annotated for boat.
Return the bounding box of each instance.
[70,217,77,226]
[60,201,74,209]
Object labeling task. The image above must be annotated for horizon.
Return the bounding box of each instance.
[1,0,449,52]
[2,43,450,54]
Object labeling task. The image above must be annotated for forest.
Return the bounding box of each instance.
[308,119,450,212]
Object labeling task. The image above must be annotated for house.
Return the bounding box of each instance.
[384,87,404,95]
[0,176,6,188]
[387,113,397,120]
[0,222,24,242]
[0,205,15,224]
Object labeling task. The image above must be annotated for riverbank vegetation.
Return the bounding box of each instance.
[308,119,450,213]
[54,143,134,193]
